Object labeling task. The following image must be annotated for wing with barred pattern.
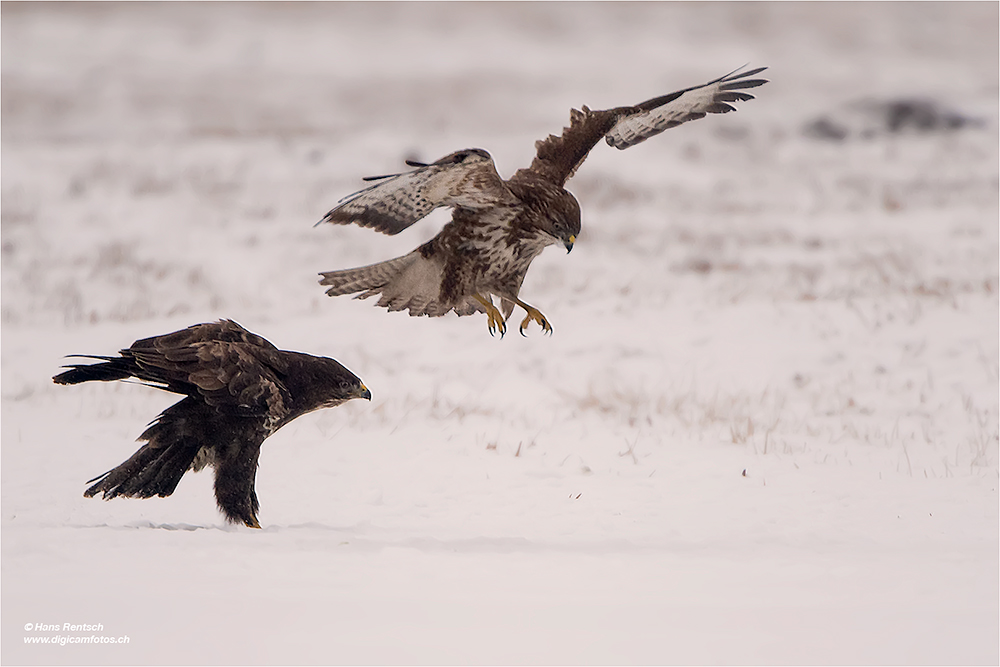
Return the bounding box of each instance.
[518,65,768,187]
[318,148,518,235]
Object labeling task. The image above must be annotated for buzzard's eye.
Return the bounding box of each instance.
[454,152,467,163]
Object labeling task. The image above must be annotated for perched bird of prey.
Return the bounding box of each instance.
[53,320,371,528]
[319,66,768,336]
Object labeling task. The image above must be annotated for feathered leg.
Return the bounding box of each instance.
[213,440,263,528]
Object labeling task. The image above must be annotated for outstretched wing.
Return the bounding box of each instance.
[604,65,768,149]
[519,65,768,187]
[318,148,517,235]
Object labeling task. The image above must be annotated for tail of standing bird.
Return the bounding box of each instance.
[52,355,138,385]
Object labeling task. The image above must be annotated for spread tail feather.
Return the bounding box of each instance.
[319,250,467,317]
[319,251,420,297]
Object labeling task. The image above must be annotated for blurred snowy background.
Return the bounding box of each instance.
[2,2,997,664]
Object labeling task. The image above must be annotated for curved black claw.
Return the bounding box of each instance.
[477,295,507,339]
[518,312,552,337]
[487,318,507,339]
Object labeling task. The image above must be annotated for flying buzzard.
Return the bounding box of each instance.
[319,66,768,336]
[53,319,371,528]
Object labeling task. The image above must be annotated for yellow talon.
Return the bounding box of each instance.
[473,294,507,337]
[514,299,552,336]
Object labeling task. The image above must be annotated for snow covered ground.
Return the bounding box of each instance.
[2,3,997,664]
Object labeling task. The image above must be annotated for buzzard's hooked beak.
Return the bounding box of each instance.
[564,235,576,253]
[356,384,372,401]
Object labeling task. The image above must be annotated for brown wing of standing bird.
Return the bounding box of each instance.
[54,319,371,528]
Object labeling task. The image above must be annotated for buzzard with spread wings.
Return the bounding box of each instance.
[53,320,371,528]
[319,66,768,336]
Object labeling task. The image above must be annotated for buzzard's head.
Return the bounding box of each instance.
[284,354,371,415]
[543,190,581,253]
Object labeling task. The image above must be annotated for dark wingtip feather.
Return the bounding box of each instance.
[705,102,737,114]
[738,65,767,78]
[361,172,401,182]
[360,158,427,181]
[722,65,768,81]
[85,470,111,487]
[724,78,768,90]
[717,91,756,103]
[716,65,768,92]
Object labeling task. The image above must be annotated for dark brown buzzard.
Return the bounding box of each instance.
[319,66,768,336]
[53,320,371,528]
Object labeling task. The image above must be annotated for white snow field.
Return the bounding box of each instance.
[2,3,997,665]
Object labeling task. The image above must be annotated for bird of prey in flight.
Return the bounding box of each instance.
[318,66,768,336]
